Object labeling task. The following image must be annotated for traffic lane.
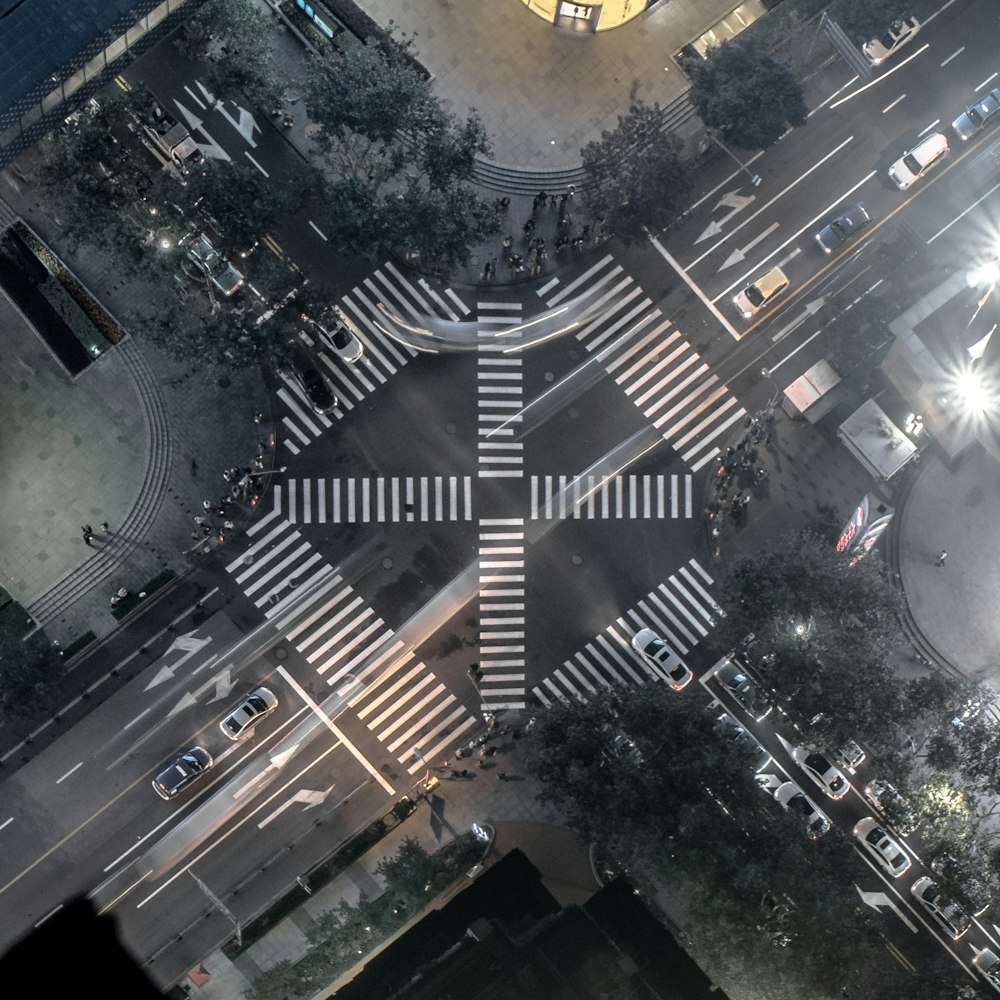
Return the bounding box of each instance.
[110,744,383,988]
[126,45,308,188]
[672,1,996,285]
[0,645,340,952]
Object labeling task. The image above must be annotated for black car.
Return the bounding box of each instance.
[286,346,338,416]
[152,746,213,800]
[715,657,774,722]
[815,203,872,254]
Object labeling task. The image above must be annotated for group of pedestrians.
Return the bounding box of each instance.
[80,522,111,547]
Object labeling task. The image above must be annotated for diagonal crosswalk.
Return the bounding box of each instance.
[276,262,472,454]
[537,256,745,472]
[274,477,474,524]
[225,508,476,772]
[531,557,721,706]
[478,301,524,479]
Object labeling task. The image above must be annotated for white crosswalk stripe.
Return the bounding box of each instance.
[478,517,526,711]
[225,508,476,771]
[478,302,524,479]
[276,477,474,523]
[529,474,694,519]
[530,558,721,706]
[276,263,471,453]
[539,255,745,472]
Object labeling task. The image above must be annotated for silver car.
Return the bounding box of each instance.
[630,628,692,690]
[220,686,278,740]
[952,88,1000,141]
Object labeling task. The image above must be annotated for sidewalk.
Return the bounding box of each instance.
[186,729,575,999]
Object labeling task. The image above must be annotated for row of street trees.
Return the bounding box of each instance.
[525,526,995,1000]
[33,0,499,370]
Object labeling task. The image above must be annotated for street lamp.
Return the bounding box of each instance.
[708,132,762,187]
[247,465,287,480]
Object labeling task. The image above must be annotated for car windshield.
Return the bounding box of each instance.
[745,285,765,307]
[901,153,922,174]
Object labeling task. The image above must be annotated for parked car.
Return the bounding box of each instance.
[815,203,872,253]
[734,266,789,319]
[853,816,911,877]
[715,657,774,722]
[792,746,849,799]
[911,876,971,939]
[304,313,363,363]
[863,778,916,836]
[716,711,772,773]
[220,686,278,740]
[284,345,338,416]
[862,15,920,65]
[152,746,213,800]
[631,628,692,690]
[774,780,831,840]
[181,232,244,297]
[930,851,992,916]
[888,133,949,190]
[974,948,1000,993]
[952,87,1000,141]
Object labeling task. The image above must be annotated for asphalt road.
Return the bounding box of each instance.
[3,0,1000,990]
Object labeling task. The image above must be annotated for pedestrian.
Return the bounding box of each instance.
[81,525,93,547]
[110,595,120,608]
[223,520,235,530]
[194,514,207,526]
[442,760,450,770]
[496,771,507,782]
[522,217,535,237]
[502,234,513,250]
[566,183,575,198]
[934,549,947,567]
[190,530,200,540]
[254,411,265,424]
[100,521,111,535]
[500,196,510,212]
[202,499,212,511]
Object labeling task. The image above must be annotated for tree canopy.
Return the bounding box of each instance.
[580,100,693,243]
[304,32,498,275]
[830,0,912,44]
[689,40,808,150]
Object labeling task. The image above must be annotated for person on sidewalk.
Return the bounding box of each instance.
[934,549,947,567]
[81,525,94,547]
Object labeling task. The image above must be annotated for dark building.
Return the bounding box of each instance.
[0,0,209,170]
[332,849,730,1000]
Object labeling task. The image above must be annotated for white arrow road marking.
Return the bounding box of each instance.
[172,98,231,162]
[719,222,779,270]
[213,99,261,148]
[855,885,918,932]
[695,192,756,244]
[212,665,236,703]
[716,190,755,211]
[770,298,827,343]
[144,634,214,690]
[257,786,337,828]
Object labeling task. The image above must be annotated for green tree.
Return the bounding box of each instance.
[689,40,807,150]
[174,0,286,112]
[580,100,693,244]
[305,32,498,275]
[375,837,438,901]
[830,0,911,44]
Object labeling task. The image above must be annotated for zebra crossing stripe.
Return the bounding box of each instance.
[280,477,474,523]
[531,559,718,706]
[529,474,693,519]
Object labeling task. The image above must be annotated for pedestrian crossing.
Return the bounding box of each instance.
[477,518,526,711]
[273,477,474,524]
[225,508,477,773]
[478,302,524,479]
[530,473,693,520]
[277,262,472,454]
[531,557,721,706]
[537,256,746,473]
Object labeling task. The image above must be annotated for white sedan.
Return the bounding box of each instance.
[630,629,692,690]
[853,817,912,877]
[887,133,949,190]
[792,746,849,800]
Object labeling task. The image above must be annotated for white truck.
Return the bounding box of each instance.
[141,105,202,176]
